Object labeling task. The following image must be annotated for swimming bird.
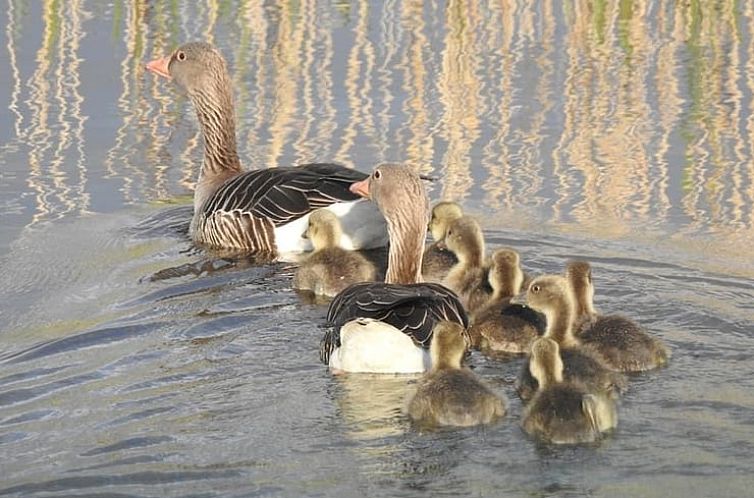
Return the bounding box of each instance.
[422,202,463,282]
[320,164,468,373]
[293,210,377,297]
[514,275,627,402]
[146,42,387,255]
[407,322,507,427]
[521,337,618,444]
[441,215,492,313]
[468,248,546,355]
[566,260,670,372]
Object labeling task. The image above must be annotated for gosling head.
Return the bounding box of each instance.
[443,216,485,266]
[529,337,564,388]
[428,201,464,242]
[522,275,574,319]
[430,321,468,371]
[304,210,342,250]
[565,260,596,316]
[488,248,524,298]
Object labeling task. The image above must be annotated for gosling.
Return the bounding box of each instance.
[441,216,491,313]
[407,321,507,427]
[514,275,627,402]
[566,260,670,372]
[422,201,462,282]
[521,337,618,444]
[469,248,545,355]
[294,210,376,297]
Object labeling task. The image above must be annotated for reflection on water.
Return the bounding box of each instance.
[0,1,754,497]
[0,0,752,267]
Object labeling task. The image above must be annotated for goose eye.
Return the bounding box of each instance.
[176,51,186,61]
[374,170,382,180]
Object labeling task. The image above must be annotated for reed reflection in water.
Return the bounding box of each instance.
[0,0,751,268]
[0,1,753,497]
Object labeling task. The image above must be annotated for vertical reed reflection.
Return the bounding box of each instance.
[0,0,752,247]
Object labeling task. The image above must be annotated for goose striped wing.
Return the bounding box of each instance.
[320,282,469,364]
[201,163,368,227]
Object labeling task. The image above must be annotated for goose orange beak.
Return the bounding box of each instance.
[349,178,370,198]
[146,56,172,80]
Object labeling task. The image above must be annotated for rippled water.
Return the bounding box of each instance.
[1,1,754,497]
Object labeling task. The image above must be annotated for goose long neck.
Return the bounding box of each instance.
[190,83,242,188]
[384,204,429,285]
[544,296,578,348]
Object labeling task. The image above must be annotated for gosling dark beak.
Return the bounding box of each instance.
[509,293,528,306]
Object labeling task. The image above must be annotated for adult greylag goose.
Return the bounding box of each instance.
[468,248,545,355]
[421,202,462,282]
[146,42,386,254]
[293,210,377,297]
[440,215,494,313]
[407,322,507,427]
[566,260,670,372]
[320,164,468,373]
[514,275,627,402]
[521,337,618,444]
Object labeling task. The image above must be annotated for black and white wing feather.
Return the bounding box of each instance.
[195,163,368,251]
[319,282,469,364]
[203,163,367,225]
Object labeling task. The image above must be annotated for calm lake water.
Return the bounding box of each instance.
[1,1,753,496]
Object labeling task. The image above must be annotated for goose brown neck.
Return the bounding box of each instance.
[190,83,242,183]
[384,205,428,285]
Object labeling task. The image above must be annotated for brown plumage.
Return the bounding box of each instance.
[469,248,546,355]
[514,275,627,402]
[441,216,492,313]
[294,210,376,297]
[521,337,618,444]
[422,202,463,283]
[408,322,507,428]
[146,42,386,254]
[320,165,468,367]
[566,260,670,372]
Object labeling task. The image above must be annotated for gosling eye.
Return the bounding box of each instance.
[373,170,382,180]
[356,318,370,326]
[176,50,187,62]
[531,284,541,293]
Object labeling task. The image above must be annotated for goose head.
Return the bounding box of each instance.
[528,337,564,389]
[147,42,240,192]
[350,164,429,284]
[518,275,578,347]
[305,210,342,251]
[565,260,596,316]
[430,321,467,371]
[442,216,485,267]
[147,42,231,98]
[428,202,464,242]
[488,248,524,298]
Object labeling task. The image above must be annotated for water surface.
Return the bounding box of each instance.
[1,1,753,497]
